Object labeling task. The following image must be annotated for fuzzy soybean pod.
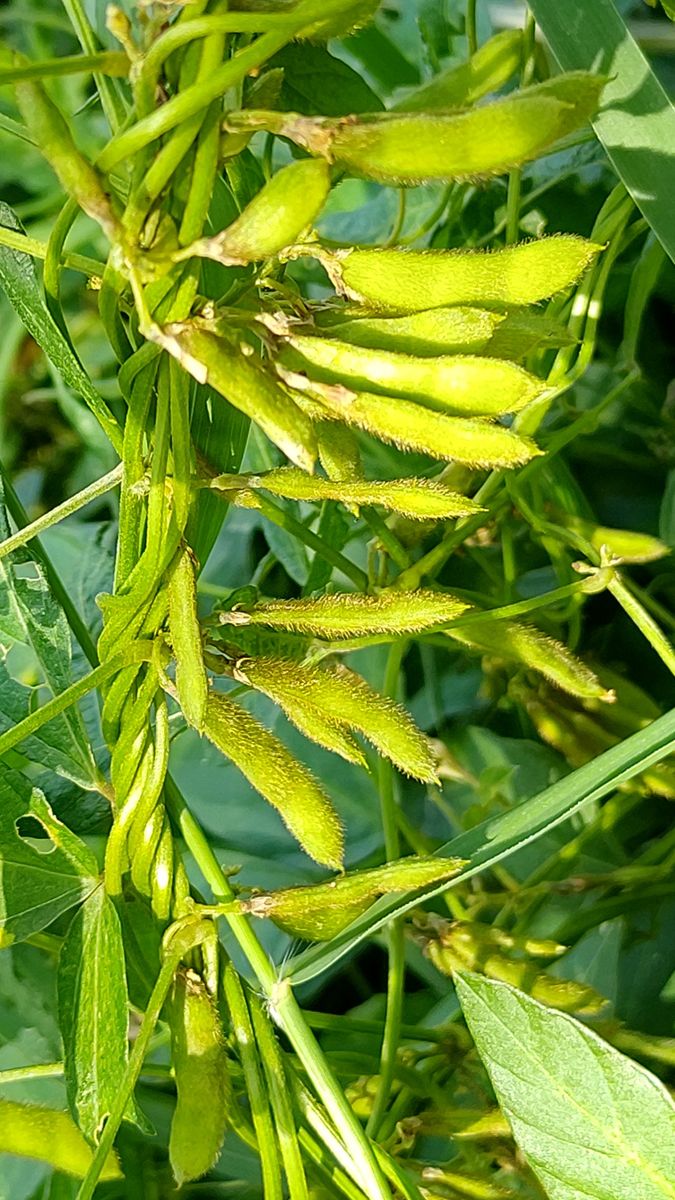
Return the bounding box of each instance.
[235,655,438,781]
[243,856,466,940]
[276,332,544,417]
[392,29,523,112]
[13,73,121,244]
[179,158,330,265]
[169,968,231,1186]
[448,618,612,701]
[317,419,363,482]
[157,323,318,472]
[203,690,344,868]
[0,1099,121,1180]
[305,236,603,313]
[314,304,503,356]
[234,465,484,520]
[219,587,470,639]
[167,545,209,733]
[285,376,541,469]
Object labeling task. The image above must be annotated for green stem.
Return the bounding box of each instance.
[0,50,128,85]
[255,494,368,590]
[250,993,310,1200]
[60,0,127,132]
[608,575,675,677]
[0,225,105,278]
[505,12,536,245]
[0,1062,63,1083]
[0,465,122,561]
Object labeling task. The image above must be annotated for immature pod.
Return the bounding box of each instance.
[232,74,604,184]
[299,236,603,313]
[0,1099,121,1180]
[222,465,484,520]
[485,310,577,360]
[392,29,522,112]
[219,587,469,639]
[179,159,330,265]
[448,618,611,701]
[560,515,669,564]
[203,691,344,868]
[13,73,121,243]
[317,420,363,482]
[235,656,438,780]
[169,969,231,1185]
[314,304,503,356]
[276,333,544,416]
[243,855,466,940]
[157,323,317,472]
[285,376,541,469]
[167,546,208,733]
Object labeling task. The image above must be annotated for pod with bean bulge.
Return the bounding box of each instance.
[227,73,604,184]
[169,969,231,1186]
[167,545,209,733]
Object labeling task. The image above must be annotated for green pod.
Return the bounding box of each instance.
[158,324,317,472]
[218,586,469,639]
[167,546,209,733]
[448,618,611,701]
[244,855,465,940]
[13,75,121,243]
[304,0,381,38]
[232,657,368,767]
[285,375,541,468]
[392,29,522,112]
[184,158,330,265]
[235,73,604,184]
[563,515,669,564]
[485,310,577,360]
[203,691,344,868]
[304,236,603,313]
[317,420,363,482]
[313,304,503,356]
[236,655,438,780]
[169,969,231,1186]
[256,465,483,520]
[276,332,544,416]
[0,1098,121,1180]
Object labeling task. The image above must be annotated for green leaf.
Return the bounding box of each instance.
[269,42,383,116]
[58,886,138,1144]
[528,0,675,266]
[0,202,122,453]
[0,772,98,946]
[455,971,675,1200]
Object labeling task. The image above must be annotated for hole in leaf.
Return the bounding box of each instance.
[15,815,56,855]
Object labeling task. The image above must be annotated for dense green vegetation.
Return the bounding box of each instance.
[0,1,674,1198]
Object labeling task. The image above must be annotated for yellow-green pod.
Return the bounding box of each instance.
[235,74,603,185]
[0,1098,121,1180]
[564,515,669,564]
[448,618,612,701]
[392,29,523,112]
[305,236,603,313]
[242,465,483,520]
[317,420,363,482]
[203,691,344,868]
[169,969,231,1185]
[158,323,317,472]
[303,0,380,38]
[236,655,438,780]
[233,656,367,766]
[181,159,331,265]
[13,73,121,243]
[244,855,466,940]
[287,377,541,468]
[314,304,503,356]
[219,586,469,639]
[276,333,544,416]
[167,546,209,733]
[486,310,576,360]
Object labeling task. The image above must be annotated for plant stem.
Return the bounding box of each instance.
[466,0,478,54]
[0,465,122,561]
[0,1062,63,1083]
[608,574,675,677]
[0,50,128,85]
[0,225,105,278]
[256,493,368,590]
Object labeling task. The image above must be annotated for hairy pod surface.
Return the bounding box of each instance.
[219,587,470,639]
[203,691,344,867]
[167,546,208,733]
[316,420,364,481]
[0,1098,122,1180]
[285,376,541,468]
[448,618,612,701]
[169,969,231,1185]
[217,466,483,520]
[313,304,503,356]
[244,855,466,939]
[276,333,544,416]
[236,656,438,780]
[302,236,603,313]
[186,158,330,264]
[157,324,317,472]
